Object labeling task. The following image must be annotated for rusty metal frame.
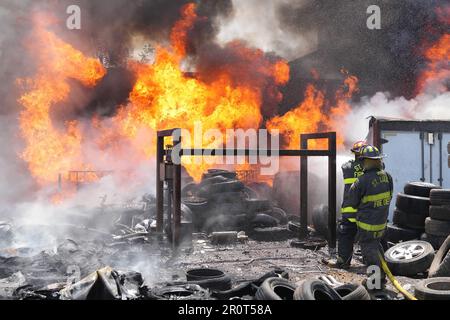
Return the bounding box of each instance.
[156,129,337,251]
[300,132,337,253]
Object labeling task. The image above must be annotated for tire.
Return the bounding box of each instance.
[425,217,450,237]
[265,207,288,225]
[242,186,259,200]
[293,279,342,300]
[421,233,448,250]
[153,284,210,300]
[199,175,229,187]
[255,277,296,300]
[385,224,422,243]
[334,284,371,300]
[429,235,450,278]
[183,197,209,214]
[430,206,450,221]
[181,183,199,197]
[414,277,450,300]
[404,182,441,198]
[290,239,327,250]
[430,189,450,206]
[212,281,257,300]
[245,199,271,213]
[384,240,435,276]
[200,180,244,197]
[287,221,301,233]
[208,192,246,204]
[395,193,430,216]
[251,214,279,228]
[392,209,426,230]
[248,227,296,242]
[186,269,232,291]
[202,170,237,181]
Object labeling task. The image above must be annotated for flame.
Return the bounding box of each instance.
[416,34,450,94]
[18,4,360,197]
[18,23,106,185]
[416,6,449,94]
[113,4,288,181]
[266,72,358,150]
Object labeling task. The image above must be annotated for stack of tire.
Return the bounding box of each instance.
[414,235,450,300]
[423,189,450,249]
[386,182,440,244]
[181,169,288,234]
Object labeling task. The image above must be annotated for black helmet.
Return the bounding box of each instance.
[360,145,386,160]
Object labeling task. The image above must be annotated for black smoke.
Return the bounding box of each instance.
[277,0,447,103]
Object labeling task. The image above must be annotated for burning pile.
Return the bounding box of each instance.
[17,3,360,201]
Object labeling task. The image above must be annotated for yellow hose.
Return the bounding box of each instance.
[378,252,418,300]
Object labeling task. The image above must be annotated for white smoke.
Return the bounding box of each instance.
[343,91,450,143]
[216,0,317,60]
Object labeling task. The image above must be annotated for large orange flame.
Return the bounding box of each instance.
[416,6,450,94]
[18,3,360,197]
[266,72,358,150]
[18,23,106,186]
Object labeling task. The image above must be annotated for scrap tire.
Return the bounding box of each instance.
[425,217,450,237]
[429,206,450,221]
[255,277,296,300]
[421,233,448,250]
[414,277,450,300]
[430,189,450,206]
[429,236,450,278]
[404,182,441,198]
[199,175,229,187]
[293,279,342,300]
[287,221,301,233]
[186,269,232,291]
[183,197,209,213]
[266,207,288,225]
[209,192,245,204]
[202,170,237,181]
[245,199,271,213]
[384,240,435,276]
[154,284,210,300]
[396,193,430,216]
[392,209,426,230]
[334,284,371,300]
[181,183,199,197]
[385,224,421,243]
[200,180,244,196]
[241,186,259,200]
[251,214,279,228]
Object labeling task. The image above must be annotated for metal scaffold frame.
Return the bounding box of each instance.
[156,129,336,251]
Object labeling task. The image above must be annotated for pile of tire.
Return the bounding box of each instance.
[386,182,440,244]
[423,189,450,249]
[254,278,371,300]
[157,268,377,300]
[181,169,288,234]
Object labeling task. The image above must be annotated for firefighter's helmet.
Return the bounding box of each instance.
[360,145,386,159]
[351,140,368,155]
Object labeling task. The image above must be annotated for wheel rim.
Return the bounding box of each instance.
[390,243,426,260]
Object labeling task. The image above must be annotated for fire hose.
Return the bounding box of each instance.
[378,252,417,300]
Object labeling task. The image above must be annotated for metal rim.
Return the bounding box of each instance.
[389,242,426,261]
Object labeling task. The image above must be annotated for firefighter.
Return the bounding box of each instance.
[337,141,367,267]
[347,145,393,289]
[322,141,366,269]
